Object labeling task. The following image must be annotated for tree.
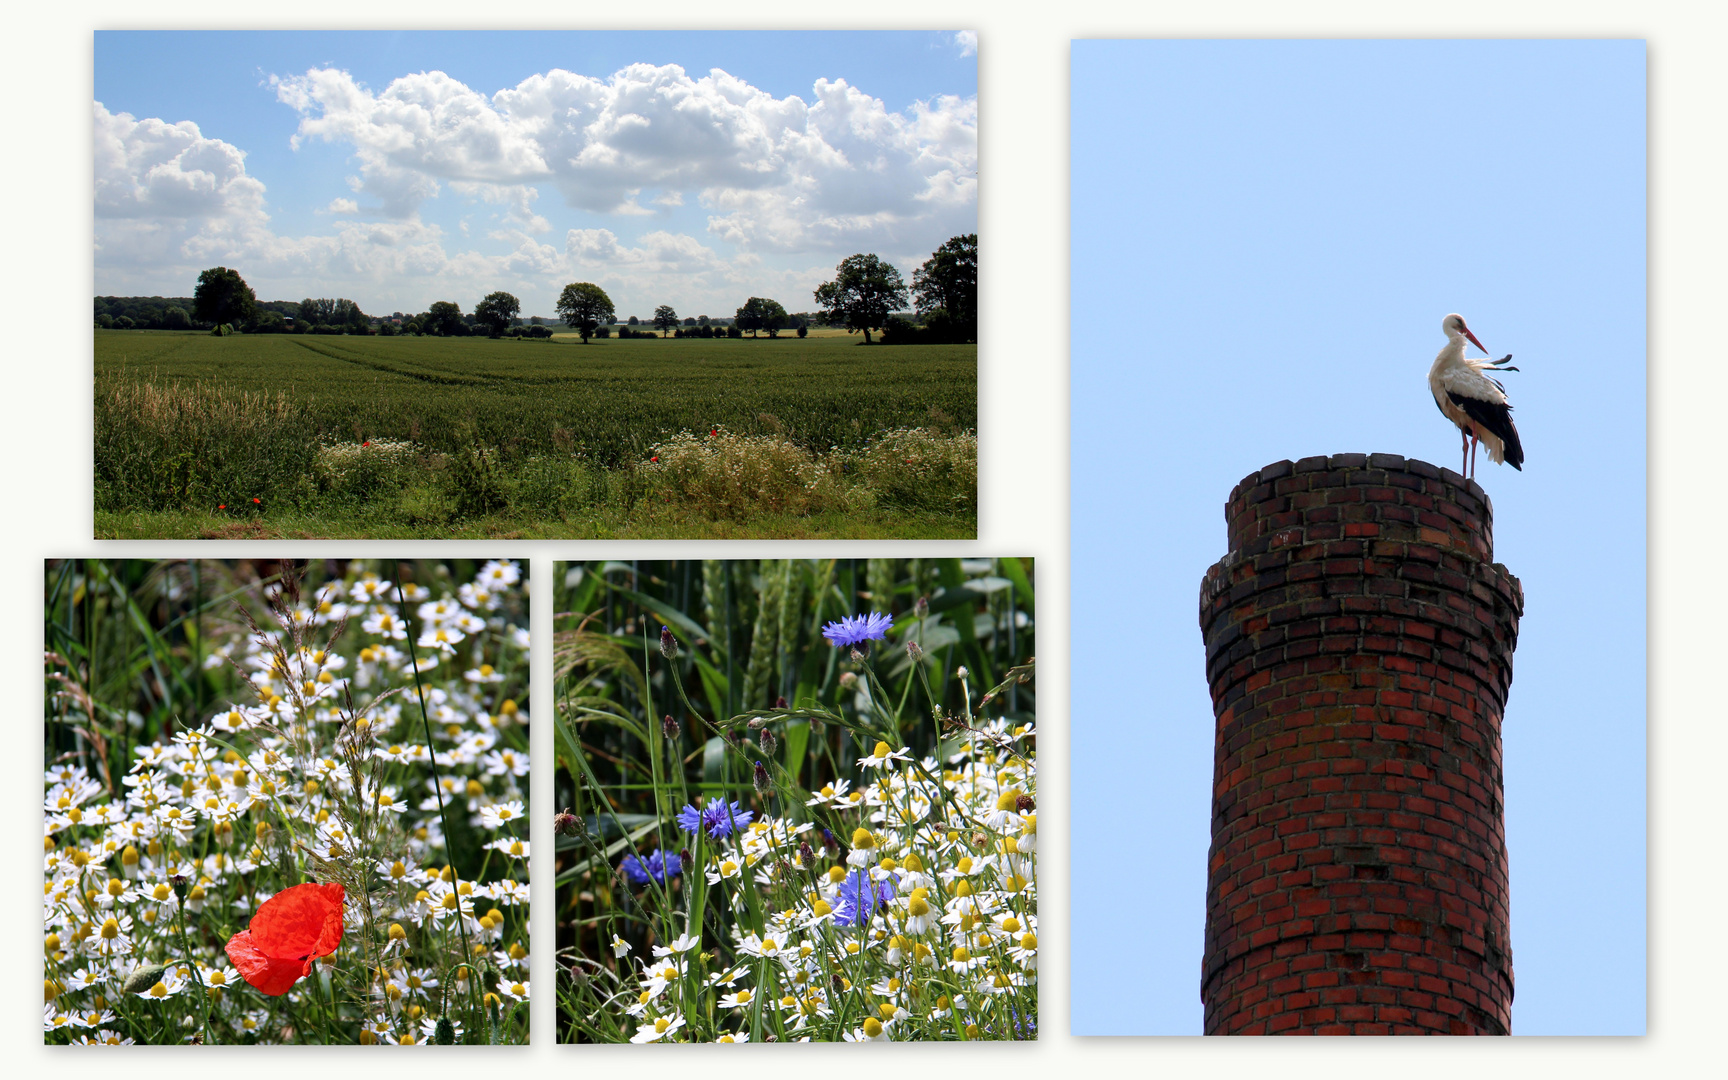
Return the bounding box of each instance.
[735,297,789,338]
[653,305,678,337]
[556,283,616,344]
[628,315,640,326]
[424,301,467,336]
[193,267,257,329]
[299,298,333,325]
[759,298,789,337]
[163,306,192,330]
[734,300,760,337]
[334,298,367,330]
[813,254,907,344]
[475,291,521,338]
[912,233,978,342]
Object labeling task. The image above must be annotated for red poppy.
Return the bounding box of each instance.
[362,441,371,447]
[224,881,345,995]
[218,504,227,510]
[709,428,717,437]
[650,456,659,463]
[252,497,261,504]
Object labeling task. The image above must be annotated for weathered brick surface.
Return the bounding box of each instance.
[1199,455,1521,1036]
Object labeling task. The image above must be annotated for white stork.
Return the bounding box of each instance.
[1428,313,1523,479]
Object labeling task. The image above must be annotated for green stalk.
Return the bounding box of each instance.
[390,563,480,1015]
[172,897,216,1044]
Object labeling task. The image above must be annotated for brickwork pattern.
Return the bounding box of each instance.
[1198,454,1521,1035]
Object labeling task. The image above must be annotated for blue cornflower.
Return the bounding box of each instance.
[822,611,894,648]
[619,849,682,886]
[675,800,755,839]
[833,870,896,928]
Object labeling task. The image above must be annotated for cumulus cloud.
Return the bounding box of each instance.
[93,57,975,314]
[449,181,552,233]
[94,102,277,271]
[955,31,978,58]
[272,63,976,254]
[95,102,268,223]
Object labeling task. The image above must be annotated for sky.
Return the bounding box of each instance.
[93,30,977,320]
[1071,40,1645,1036]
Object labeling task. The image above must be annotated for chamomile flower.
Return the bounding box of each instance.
[479,800,526,829]
[630,1014,686,1043]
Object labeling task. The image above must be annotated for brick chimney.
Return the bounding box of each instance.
[1198,454,1521,1035]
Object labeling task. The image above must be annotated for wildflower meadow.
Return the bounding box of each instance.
[554,558,1036,1042]
[43,559,530,1045]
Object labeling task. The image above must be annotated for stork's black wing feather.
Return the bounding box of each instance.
[1448,391,1524,470]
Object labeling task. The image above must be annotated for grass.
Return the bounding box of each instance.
[44,559,531,1045]
[553,558,1037,1042]
[94,331,977,538]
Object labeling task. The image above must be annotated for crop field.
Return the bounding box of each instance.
[94,332,977,539]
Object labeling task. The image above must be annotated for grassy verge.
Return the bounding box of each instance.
[95,377,977,539]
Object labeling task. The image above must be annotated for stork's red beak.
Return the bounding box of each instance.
[1462,326,1488,355]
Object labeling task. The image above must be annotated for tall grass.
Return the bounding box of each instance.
[554,558,1036,1042]
[94,380,323,511]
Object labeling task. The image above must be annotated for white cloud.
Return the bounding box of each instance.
[449,181,551,233]
[955,31,978,58]
[273,63,976,254]
[93,59,975,316]
[95,102,267,224]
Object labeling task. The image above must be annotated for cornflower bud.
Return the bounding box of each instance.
[659,626,678,659]
[552,809,582,837]
[662,715,680,739]
[797,841,816,870]
[759,728,778,757]
[752,760,771,795]
[679,848,693,869]
[821,829,839,855]
[170,873,189,905]
[775,696,788,709]
[915,596,929,619]
[850,645,867,661]
[906,640,924,662]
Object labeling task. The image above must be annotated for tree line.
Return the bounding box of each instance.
[99,234,976,346]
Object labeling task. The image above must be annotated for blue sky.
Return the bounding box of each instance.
[94,30,976,319]
[1072,40,1645,1036]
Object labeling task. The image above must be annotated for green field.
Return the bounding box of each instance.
[94,331,977,539]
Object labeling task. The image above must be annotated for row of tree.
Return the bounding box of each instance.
[561,233,978,345]
[106,234,977,345]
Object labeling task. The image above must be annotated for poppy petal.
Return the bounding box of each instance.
[227,882,345,995]
[225,929,310,996]
[251,881,345,958]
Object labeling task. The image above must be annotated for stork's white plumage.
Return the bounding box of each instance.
[1428,313,1523,479]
